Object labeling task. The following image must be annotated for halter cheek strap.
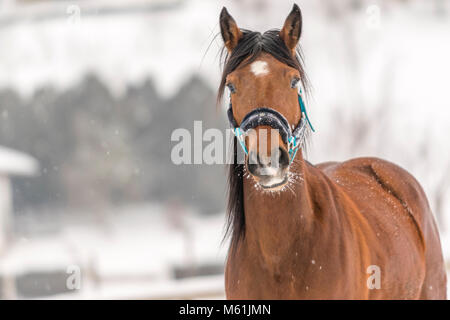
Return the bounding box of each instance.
[227,90,315,164]
[298,91,315,133]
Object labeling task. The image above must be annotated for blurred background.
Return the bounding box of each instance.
[0,0,449,299]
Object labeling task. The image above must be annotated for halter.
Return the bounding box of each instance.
[227,88,315,164]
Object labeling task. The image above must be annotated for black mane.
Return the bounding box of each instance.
[219,28,310,255]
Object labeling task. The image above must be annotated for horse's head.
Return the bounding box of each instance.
[219,4,310,190]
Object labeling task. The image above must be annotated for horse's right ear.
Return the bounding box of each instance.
[220,7,243,53]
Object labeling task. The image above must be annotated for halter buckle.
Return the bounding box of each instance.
[288,136,300,164]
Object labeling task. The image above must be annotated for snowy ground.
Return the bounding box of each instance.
[1,204,227,299]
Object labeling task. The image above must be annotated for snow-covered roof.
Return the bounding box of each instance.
[0,146,38,176]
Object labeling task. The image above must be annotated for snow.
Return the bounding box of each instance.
[0,146,38,176]
[0,236,73,275]
[0,0,449,298]
[50,274,225,300]
[0,0,224,99]
[0,204,227,299]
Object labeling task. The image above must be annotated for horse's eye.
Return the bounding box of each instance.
[291,77,300,88]
[227,82,236,93]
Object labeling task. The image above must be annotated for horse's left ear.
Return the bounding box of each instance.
[220,7,243,53]
[280,4,302,55]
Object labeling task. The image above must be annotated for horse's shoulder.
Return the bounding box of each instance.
[340,157,425,195]
[327,157,430,244]
[312,157,429,210]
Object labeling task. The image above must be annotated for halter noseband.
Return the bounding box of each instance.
[227,89,315,164]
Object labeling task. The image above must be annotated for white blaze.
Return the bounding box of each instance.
[250,60,269,76]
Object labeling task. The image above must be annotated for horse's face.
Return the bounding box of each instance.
[220,5,303,189]
[226,54,301,188]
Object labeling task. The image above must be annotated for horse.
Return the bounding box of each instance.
[218,4,447,299]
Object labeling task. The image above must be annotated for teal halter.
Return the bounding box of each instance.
[287,90,315,163]
[298,90,315,132]
[228,89,314,164]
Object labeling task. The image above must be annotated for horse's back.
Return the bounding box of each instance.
[315,157,447,299]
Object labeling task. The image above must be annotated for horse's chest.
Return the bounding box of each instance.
[226,255,360,299]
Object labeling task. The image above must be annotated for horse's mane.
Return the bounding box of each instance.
[218,28,310,255]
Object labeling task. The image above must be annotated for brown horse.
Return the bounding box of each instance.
[218,4,447,299]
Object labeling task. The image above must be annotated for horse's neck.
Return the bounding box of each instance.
[242,154,326,271]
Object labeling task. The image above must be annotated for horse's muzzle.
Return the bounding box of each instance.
[247,147,290,189]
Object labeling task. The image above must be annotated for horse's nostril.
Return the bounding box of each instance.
[248,163,258,176]
[247,152,258,175]
[279,147,289,169]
